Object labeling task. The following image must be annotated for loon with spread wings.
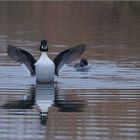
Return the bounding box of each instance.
[7,40,85,83]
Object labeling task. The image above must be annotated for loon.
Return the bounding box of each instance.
[74,58,88,68]
[7,40,85,83]
[74,58,91,71]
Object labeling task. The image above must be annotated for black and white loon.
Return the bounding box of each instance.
[74,58,88,68]
[7,40,85,83]
[74,58,91,71]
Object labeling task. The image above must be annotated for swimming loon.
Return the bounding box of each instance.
[74,58,91,71]
[7,40,85,83]
[74,58,88,68]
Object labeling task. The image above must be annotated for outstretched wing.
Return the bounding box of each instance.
[53,44,86,76]
[7,45,37,76]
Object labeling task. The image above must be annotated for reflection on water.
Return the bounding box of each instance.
[35,84,55,125]
[0,1,140,140]
[1,87,140,139]
[2,84,86,126]
[2,85,35,109]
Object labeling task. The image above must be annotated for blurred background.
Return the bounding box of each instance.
[0,1,140,64]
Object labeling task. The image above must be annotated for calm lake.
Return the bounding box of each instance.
[0,1,140,140]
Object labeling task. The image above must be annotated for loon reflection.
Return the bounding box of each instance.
[2,84,86,125]
[35,84,55,125]
[2,86,36,109]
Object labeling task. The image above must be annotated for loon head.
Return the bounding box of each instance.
[80,58,88,66]
[40,40,48,52]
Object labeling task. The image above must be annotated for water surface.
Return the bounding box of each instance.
[0,1,140,140]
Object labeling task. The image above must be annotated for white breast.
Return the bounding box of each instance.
[35,52,55,83]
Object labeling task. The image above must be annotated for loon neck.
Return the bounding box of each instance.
[41,52,48,57]
[40,52,51,61]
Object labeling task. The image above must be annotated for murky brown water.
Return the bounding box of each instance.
[0,1,140,140]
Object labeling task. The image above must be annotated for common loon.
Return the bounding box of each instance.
[74,58,88,68]
[7,40,85,83]
[74,58,91,71]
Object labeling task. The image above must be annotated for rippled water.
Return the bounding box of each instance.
[0,1,140,140]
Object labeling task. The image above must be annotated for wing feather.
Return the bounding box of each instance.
[53,44,86,76]
[7,45,37,76]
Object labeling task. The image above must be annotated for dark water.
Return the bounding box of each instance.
[0,1,140,140]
